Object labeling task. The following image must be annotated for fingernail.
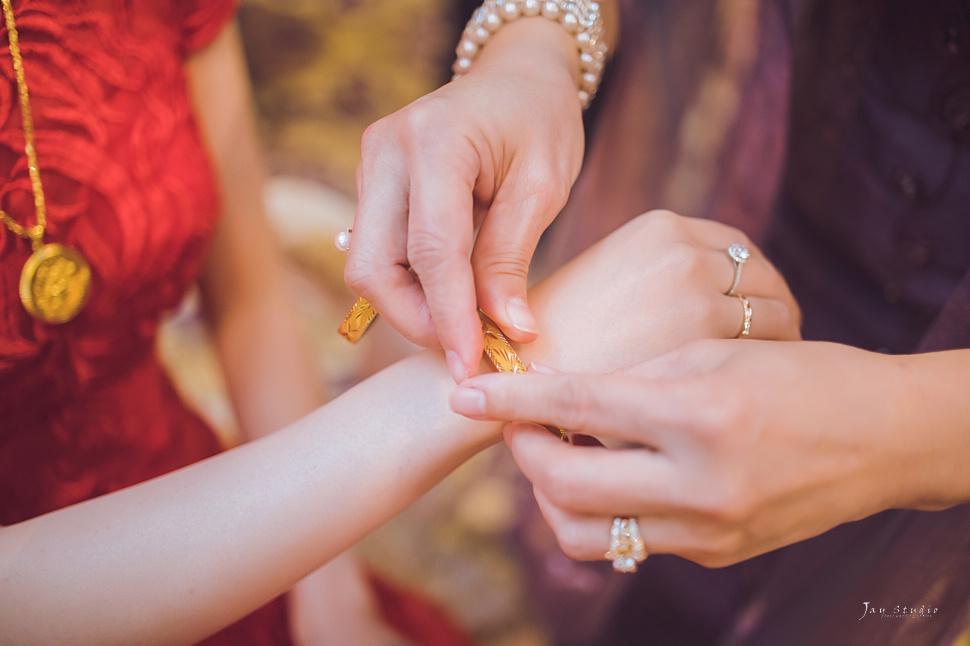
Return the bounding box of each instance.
[528,361,559,375]
[450,386,486,417]
[506,297,539,335]
[445,350,468,384]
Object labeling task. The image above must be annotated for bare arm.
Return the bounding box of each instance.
[189,23,405,645]
[192,21,321,439]
[0,351,497,645]
[0,208,797,644]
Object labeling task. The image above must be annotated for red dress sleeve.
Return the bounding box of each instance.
[177,0,240,56]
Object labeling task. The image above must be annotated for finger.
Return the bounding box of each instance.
[347,140,438,347]
[407,150,485,382]
[530,488,617,561]
[504,422,678,517]
[703,240,797,320]
[532,489,726,564]
[472,170,567,343]
[454,370,700,444]
[718,294,800,340]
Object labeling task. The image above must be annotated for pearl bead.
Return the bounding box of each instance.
[456,38,478,58]
[500,1,521,20]
[561,12,579,32]
[471,25,490,43]
[541,1,560,20]
[453,0,607,113]
[334,229,352,252]
[484,11,503,31]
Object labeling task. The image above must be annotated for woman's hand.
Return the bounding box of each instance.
[451,339,923,568]
[518,209,801,373]
[346,17,586,382]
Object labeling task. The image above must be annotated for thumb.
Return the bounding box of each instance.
[472,191,560,343]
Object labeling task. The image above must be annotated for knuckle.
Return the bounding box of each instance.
[474,248,530,281]
[552,377,595,431]
[687,474,756,540]
[359,118,396,159]
[540,467,585,509]
[360,100,448,159]
[407,228,461,274]
[638,209,683,238]
[660,240,705,278]
[690,377,751,445]
[528,174,571,213]
[343,256,375,294]
[553,522,590,560]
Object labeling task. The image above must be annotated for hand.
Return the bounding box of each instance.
[451,339,915,568]
[346,18,585,382]
[518,209,801,374]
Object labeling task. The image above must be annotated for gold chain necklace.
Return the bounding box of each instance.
[1,0,90,324]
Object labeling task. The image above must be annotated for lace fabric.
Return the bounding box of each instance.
[0,0,235,514]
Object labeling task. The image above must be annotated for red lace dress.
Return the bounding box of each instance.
[0,0,290,642]
[0,4,477,645]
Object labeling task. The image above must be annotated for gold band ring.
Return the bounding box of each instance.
[735,294,752,338]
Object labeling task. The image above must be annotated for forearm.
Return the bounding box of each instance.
[0,351,497,645]
[190,21,322,439]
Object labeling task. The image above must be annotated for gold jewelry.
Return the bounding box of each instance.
[604,516,647,573]
[337,296,378,344]
[734,293,752,338]
[479,311,568,441]
[337,297,567,441]
[1,0,90,324]
[479,310,527,373]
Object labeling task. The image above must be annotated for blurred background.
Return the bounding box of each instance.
[160,1,551,644]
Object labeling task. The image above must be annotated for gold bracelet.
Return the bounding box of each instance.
[339,298,568,441]
[337,296,377,344]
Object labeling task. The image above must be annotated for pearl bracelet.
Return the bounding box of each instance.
[452,0,608,109]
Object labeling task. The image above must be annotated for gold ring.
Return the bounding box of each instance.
[735,293,752,338]
[604,516,647,573]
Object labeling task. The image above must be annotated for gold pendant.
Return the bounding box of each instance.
[19,243,91,324]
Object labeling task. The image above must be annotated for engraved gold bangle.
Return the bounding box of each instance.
[339,297,568,441]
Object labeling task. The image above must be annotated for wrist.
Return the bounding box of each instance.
[891,349,970,511]
[453,2,608,109]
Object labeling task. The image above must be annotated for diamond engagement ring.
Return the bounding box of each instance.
[604,517,647,573]
[726,243,750,296]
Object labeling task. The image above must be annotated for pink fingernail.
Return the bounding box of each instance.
[450,387,487,417]
[445,350,468,384]
[506,297,539,335]
[528,361,559,374]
